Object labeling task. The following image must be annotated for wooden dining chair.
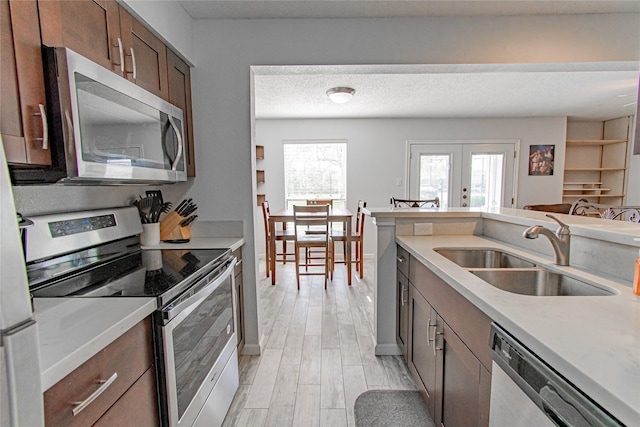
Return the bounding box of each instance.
[293,204,331,289]
[330,200,367,281]
[390,197,440,208]
[261,201,294,278]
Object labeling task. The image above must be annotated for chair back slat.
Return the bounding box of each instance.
[569,200,640,223]
[307,199,333,207]
[390,197,440,208]
[294,205,330,240]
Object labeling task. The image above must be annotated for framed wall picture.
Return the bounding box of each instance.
[529,145,554,176]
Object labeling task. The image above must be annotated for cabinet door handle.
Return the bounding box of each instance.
[428,319,443,355]
[34,104,49,150]
[400,283,407,306]
[115,38,124,73]
[130,47,137,80]
[396,256,404,263]
[71,372,118,416]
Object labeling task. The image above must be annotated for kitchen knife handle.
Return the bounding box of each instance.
[168,116,183,171]
[34,104,49,149]
[71,372,118,416]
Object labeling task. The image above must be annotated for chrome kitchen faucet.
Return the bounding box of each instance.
[523,214,571,266]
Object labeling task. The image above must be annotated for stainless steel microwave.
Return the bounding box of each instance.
[12,47,186,184]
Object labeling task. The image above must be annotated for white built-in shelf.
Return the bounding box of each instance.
[564,167,626,172]
[563,182,603,186]
[566,139,627,146]
[562,194,625,199]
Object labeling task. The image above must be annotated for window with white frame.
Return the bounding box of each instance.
[283,141,347,209]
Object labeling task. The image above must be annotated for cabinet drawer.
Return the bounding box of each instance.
[93,367,159,426]
[44,317,154,427]
[397,245,410,278]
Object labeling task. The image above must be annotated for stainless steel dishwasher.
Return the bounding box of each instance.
[488,323,624,427]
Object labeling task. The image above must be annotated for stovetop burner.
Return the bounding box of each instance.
[25,207,232,307]
[30,247,230,305]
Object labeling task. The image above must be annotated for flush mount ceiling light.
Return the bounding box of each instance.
[326,87,355,104]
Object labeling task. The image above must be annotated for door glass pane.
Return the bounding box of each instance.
[470,154,504,208]
[419,154,450,208]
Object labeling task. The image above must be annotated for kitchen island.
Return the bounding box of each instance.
[365,206,640,426]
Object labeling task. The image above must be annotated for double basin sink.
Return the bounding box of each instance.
[434,248,616,297]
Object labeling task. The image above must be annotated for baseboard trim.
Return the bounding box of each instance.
[240,343,261,356]
[375,343,403,356]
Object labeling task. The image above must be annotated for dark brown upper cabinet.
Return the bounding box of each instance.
[118,7,169,100]
[1,0,51,165]
[38,0,123,75]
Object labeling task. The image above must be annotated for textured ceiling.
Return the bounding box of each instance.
[254,63,639,120]
[178,1,640,20]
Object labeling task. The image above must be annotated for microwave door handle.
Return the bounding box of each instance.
[168,116,183,171]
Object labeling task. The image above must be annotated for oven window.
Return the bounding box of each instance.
[172,276,234,419]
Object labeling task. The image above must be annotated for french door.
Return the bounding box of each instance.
[409,142,517,208]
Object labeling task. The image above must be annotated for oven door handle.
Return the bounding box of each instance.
[161,258,236,322]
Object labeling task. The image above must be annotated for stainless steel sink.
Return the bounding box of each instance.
[435,248,536,269]
[469,269,616,296]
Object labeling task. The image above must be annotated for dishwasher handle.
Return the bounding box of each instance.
[539,384,589,427]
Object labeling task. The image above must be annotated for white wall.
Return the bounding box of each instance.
[255,117,567,255]
[190,14,640,353]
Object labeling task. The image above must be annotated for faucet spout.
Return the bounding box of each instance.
[522,215,571,266]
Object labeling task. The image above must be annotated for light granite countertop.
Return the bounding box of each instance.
[396,234,640,426]
[34,236,245,391]
[34,297,157,391]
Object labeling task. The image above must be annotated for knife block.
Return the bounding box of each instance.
[160,212,191,241]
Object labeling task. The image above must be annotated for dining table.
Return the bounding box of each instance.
[269,207,354,286]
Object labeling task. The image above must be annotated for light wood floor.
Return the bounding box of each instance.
[222,258,417,427]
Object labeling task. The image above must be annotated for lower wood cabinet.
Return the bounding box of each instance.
[43,316,159,426]
[399,244,493,427]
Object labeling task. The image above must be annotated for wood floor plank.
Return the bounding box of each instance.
[264,405,294,427]
[382,355,417,390]
[356,333,389,387]
[321,314,340,349]
[238,355,260,385]
[236,408,268,426]
[270,363,300,408]
[290,297,310,324]
[305,305,323,336]
[281,321,306,364]
[293,384,321,427]
[299,335,322,385]
[339,324,362,366]
[320,348,345,409]
[245,349,284,408]
[320,408,347,427]
[342,365,368,427]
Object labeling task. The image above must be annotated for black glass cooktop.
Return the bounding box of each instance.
[29,246,230,306]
